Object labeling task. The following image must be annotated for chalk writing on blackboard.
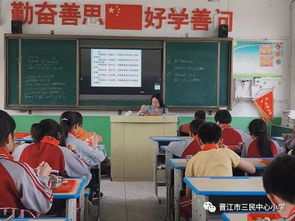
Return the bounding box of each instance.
[23,56,67,101]
[167,58,203,83]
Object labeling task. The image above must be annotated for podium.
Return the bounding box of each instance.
[110,116,177,181]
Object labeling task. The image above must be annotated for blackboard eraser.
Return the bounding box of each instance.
[50,30,55,35]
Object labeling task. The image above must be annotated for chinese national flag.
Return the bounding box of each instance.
[253,90,274,122]
[105,4,142,30]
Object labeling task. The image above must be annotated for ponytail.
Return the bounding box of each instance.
[30,123,43,143]
[30,119,60,144]
[59,111,81,146]
[249,119,273,157]
[59,117,71,146]
[257,129,273,157]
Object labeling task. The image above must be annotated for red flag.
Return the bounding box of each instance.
[105,4,142,30]
[253,90,274,122]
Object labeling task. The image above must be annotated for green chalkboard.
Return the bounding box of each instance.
[6,35,232,110]
[20,39,77,105]
[7,39,19,105]
[165,41,231,107]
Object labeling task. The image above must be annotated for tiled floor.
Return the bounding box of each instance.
[98,179,166,221]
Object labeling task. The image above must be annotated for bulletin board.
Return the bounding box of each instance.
[233,40,284,78]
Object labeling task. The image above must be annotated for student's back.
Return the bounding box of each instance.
[214,110,250,148]
[17,141,66,174]
[181,122,255,221]
[181,138,201,158]
[186,147,240,176]
[13,119,90,178]
[243,119,280,157]
[185,122,255,181]
[0,110,52,218]
[246,139,279,157]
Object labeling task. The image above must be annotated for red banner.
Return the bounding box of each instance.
[10,1,234,32]
[253,90,274,122]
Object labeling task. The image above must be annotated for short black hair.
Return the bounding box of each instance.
[198,122,221,144]
[190,119,205,136]
[0,110,16,146]
[214,110,232,124]
[194,110,206,120]
[263,155,295,204]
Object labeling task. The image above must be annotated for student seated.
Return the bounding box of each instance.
[180,122,256,220]
[13,119,90,178]
[214,110,251,149]
[242,119,281,157]
[137,94,169,116]
[179,110,206,136]
[70,111,102,145]
[263,155,295,220]
[0,110,52,218]
[166,119,204,158]
[59,111,106,167]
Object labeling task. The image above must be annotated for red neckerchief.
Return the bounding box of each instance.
[202,144,218,151]
[69,131,77,137]
[40,136,59,146]
[0,148,13,160]
[288,207,295,220]
[220,124,231,129]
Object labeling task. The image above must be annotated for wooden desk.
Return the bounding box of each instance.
[184,177,266,221]
[110,116,177,181]
[53,178,86,221]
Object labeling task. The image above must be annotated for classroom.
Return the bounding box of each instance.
[0,0,295,221]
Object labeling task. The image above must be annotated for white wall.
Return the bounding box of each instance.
[0,0,292,117]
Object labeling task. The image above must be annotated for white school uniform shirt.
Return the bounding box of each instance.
[0,154,52,214]
[166,138,194,157]
[65,133,106,166]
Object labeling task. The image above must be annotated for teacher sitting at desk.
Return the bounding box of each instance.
[138,94,169,116]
